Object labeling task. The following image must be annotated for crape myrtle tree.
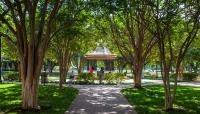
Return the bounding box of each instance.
[150,0,200,110]
[51,29,82,88]
[49,0,91,87]
[97,0,158,88]
[0,0,63,109]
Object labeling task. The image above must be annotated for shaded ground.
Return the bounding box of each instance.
[65,85,136,114]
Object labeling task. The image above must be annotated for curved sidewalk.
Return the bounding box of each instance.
[65,85,137,114]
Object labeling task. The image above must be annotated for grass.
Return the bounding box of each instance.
[122,85,200,114]
[0,84,78,114]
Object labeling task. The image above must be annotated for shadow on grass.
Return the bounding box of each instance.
[121,85,200,114]
[0,84,78,114]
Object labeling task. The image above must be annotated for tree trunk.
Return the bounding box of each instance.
[177,64,184,80]
[59,54,67,88]
[22,77,39,109]
[162,68,173,110]
[59,48,71,88]
[133,64,143,88]
[20,53,43,109]
[164,87,173,111]
[133,50,144,88]
[78,57,82,73]
[59,68,67,88]
[18,62,21,81]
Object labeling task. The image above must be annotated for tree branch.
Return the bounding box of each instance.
[0,32,16,45]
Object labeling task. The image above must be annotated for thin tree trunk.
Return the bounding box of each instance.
[177,63,183,80]
[164,87,173,110]
[78,58,82,73]
[59,53,65,88]
[172,61,182,106]
[59,48,71,88]
[161,66,173,110]
[18,62,21,81]
[162,66,174,110]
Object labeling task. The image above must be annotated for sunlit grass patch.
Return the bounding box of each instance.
[0,84,78,114]
[122,85,200,114]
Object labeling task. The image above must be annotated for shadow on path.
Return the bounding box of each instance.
[65,86,136,114]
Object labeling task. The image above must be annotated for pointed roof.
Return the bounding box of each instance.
[85,46,117,60]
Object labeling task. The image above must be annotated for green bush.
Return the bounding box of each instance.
[104,73,115,84]
[115,72,124,83]
[144,72,151,77]
[170,73,198,81]
[77,72,95,82]
[104,72,124,84]
[3,71,19,81]
[183,73,198,81]
[41,72,48,83]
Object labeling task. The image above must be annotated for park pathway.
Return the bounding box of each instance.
[65,85,137,114]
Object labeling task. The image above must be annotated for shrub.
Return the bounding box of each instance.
[183,73,198,81]
[104,72,124,84]
[3,71,19,81]
[77,73,94,82]
[170,73,198,81]
[114,72,124,83]
[104,73,115,84]
[41,72,48,83]
[144,72,151,77]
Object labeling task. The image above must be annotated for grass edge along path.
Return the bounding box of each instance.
[0,84,78,114]
[121,85,200,114]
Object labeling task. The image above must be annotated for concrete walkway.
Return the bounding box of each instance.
[123,79,200,87]
[64,80,199,114]
[141,79,200,87]
[65,85,137,114]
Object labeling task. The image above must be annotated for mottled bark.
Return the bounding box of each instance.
[133,65,143,88]
[22,77,39,109]
[20,47,44,109]
[109,9,156,89]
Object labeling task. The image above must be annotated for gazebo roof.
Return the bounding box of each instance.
[85,46,117,60]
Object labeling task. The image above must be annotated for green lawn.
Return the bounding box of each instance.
[122,85,200,114]
[0,84,78,114]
